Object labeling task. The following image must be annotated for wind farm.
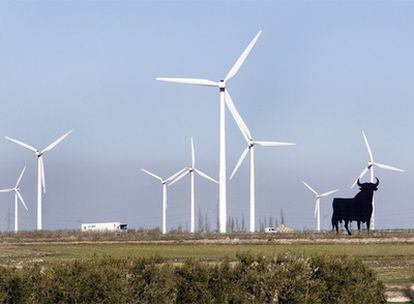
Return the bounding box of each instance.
[0,1,413,302]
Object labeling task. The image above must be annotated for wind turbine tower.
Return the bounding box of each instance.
[141,168,186,234]
[302,181,339,232]
[169,138,218,233]
[226,92,295,232]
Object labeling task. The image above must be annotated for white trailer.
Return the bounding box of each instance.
[81,222,127,232]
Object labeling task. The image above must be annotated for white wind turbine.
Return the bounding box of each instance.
[168,138,218,233]
[302,182,339,232]
[0,166,28,232]
[141,168,187,234]
[5,131,72,230]
[226,92,295,233]
[351,131,404,230]
[157,30,262,233]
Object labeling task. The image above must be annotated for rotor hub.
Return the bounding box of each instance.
[219,80,226,89]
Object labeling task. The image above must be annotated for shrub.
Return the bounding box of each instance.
[0,253,385,303]
[0,265,24,303]
[128,256,176,304]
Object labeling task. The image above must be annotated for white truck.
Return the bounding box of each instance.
[264,227,277,233]
[81,222,127,232]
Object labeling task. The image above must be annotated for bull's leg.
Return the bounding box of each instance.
[344,220,352,235]
[366,219,371,234]
[332,217,338,234]
[357,221,361,232]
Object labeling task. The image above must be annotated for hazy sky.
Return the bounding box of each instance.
[0,1,413,231]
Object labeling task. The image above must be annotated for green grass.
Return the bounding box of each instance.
[25,242,414,259]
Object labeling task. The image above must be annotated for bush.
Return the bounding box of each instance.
[0,253,385,303]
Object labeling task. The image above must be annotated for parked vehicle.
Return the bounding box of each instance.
[81,222,127,232]
[264,227,276,233]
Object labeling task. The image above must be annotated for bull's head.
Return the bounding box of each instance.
[357,177,379,191]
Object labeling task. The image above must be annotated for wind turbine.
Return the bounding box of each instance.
[156,30,262,233]
[226,92,295,233]
[168,138,218,233]
[5,131,72,230]
[0,166,28,232]
[351,131,404,230]
[141,168,187,234]
[302,182,339,232]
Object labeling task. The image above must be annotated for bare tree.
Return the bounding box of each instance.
[280,209,285,225]
[204,213,210,233]
[269,216,274,227]
[198,208,204,232]
[216,200,220,232]
[241,215,246,232]
[259,217,265,232]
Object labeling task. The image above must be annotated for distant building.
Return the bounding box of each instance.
[81,222,127,232]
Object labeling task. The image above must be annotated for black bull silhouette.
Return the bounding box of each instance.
[331,178,379,235]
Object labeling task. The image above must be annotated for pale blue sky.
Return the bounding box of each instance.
[0,1,412,231]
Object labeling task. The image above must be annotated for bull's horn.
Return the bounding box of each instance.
[357,179,362,187]
[374,177,379,187]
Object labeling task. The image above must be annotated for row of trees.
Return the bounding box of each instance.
[196,209,286,233]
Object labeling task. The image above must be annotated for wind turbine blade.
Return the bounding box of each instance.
[0,188,14,193]
[319,189,339,197]
[165,167,188,183]
[15,166,26,188]
[362,131,374,162]
[168,170,189,187]
[374,162,405,172]
[39,156,46,193]
[224,91,251,143]
[5,136,37,153]
[141,169,163,182]
[156,77,219,87]
[41,130,72,154]
[254,141,296,147]
[224,30,262,82]
[191,137,195,168]
[230,148,249,179]
[15,191,28,211]
[351,167,369,188]
[194,168,218,184]
[302,181,318,196]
